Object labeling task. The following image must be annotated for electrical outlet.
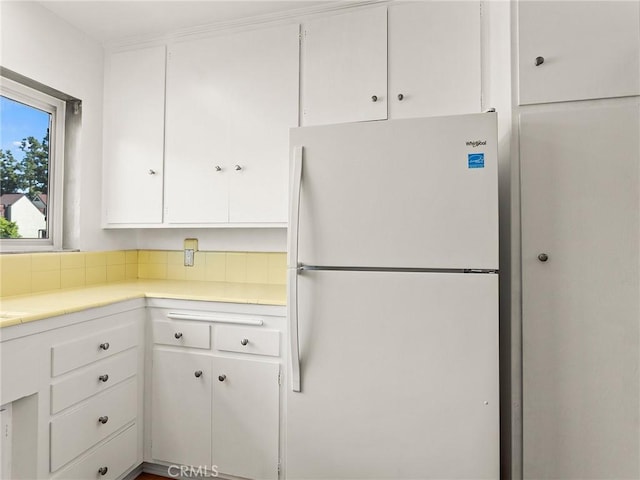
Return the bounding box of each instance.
[184,249,195,267]
[183,238,198,267]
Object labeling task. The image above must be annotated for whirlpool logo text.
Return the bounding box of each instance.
[466,140,487,148]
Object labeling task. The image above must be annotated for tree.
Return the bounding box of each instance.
[19,131,49,198]
[0,129,49,198]
[0,217,20,238]
[0,149,24,195]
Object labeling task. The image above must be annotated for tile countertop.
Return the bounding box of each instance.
[0,280,287,328]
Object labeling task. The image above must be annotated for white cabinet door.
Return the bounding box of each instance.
[521,105,640,479]
[164,38,231,224]
[518,1,640,105]
[212,357,279,480]
[151,350,212,467]
[0,336,39,405]
[388,1,481,119]
[165,24,299,225]
[225,24,299,224]
[103,46,166,224]
[302,7,387,126]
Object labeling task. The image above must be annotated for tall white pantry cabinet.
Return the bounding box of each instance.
[517,1,640,479]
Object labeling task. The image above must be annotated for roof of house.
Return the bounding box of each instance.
[0,193,26,206]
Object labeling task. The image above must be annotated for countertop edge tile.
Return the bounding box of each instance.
[0,280,286,327]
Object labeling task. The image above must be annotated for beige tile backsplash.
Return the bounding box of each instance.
[0,250,286,297]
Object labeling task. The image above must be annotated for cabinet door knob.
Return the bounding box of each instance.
[218,374,226,382]
[397,93,404,101]
[371,95,378,102]
[174,332,183,339]
[240,338,249,346]
[148,169,156,175]
[535,56,545,66]
[234,165,242,171]
[98,416,109,424]
[194,370,203,378]
[214,165,222,172]
[98,374,109,383]
[537,253,549,262]
[99,342,110,351]
[98,467,108,476]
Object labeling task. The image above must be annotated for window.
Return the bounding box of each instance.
[0,77,65,251]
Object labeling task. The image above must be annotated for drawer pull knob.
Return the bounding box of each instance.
[241,338,249,346]
[194,370,203,378]
[538,253,549,262]
[174,332,183,339]
[99,342,110,351]
[98,416,109,424]
[371,95,378,102]
[98,374,109,383]
[535,56,545,66]
[397,93,404,101]
[234,164,242,171]
[98,466,108,476]
[218,374,226,382]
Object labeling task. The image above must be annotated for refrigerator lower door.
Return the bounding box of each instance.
[286,270,499,479]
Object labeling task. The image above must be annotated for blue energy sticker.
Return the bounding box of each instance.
[468,153,485,169]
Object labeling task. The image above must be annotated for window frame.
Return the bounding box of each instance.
[0,77,65,252]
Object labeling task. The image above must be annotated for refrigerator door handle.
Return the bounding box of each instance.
[288,268,301,392]
[288,146,303,269]
[288,146,303,392]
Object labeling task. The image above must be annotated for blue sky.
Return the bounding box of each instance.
[0,96,51,160]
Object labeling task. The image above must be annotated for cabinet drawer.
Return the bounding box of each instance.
[51,322,138,377]
[153,321,210,349]
[50,379,137,472]
[53,423,137,479]
[214,326,279,357]
[51,349,137,414]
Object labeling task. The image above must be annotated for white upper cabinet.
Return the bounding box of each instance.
[164,24,299,225]
[103,46,166,225]
[301,3,482,126]
[518,1,640,105]
[388,1,481,119]
[301,7,388,126]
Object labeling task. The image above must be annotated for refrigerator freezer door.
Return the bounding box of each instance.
[290,113,498,270]
[286,270,499,479]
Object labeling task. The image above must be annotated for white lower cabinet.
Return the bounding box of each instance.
[150,350,213,468]
[0,298,284,479]
[47,308,144,479]
[213,357,280,480]
[148,302,285,479]
[0,302,145,480]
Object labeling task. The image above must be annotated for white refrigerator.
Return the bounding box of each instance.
[286,113,499,479]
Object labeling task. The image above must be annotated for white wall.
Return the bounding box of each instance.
[0,1,136,251]
[134,228,287,252]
